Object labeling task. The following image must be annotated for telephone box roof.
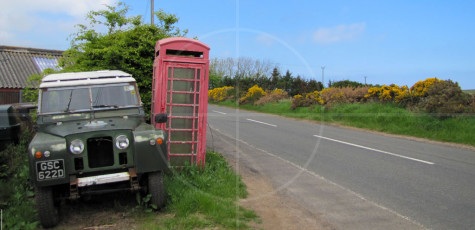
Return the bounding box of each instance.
[155,37,210,60]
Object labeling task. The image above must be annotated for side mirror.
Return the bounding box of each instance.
[154,113,168,124]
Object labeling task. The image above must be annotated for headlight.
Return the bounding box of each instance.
[70,139,84,154]
[115,135,129,149]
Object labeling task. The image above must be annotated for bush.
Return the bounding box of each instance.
[0,131,38,229]
[365,84,409,103]
[239,85,266,105]
[255,89,288,106]
[410,77,443,97]
[208,86,234,102]
[419,80,472,118]
[290,94,315,110]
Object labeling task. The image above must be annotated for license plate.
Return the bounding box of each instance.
[36,160,65,181]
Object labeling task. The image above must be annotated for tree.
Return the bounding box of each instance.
[330,80,364,89]
[269,67,281,90]
[59,2,187,117]
[290,76,306,96]
[307,79,323,92]
[280,70,293,94]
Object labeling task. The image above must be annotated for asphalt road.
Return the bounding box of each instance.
[207,104,475,230]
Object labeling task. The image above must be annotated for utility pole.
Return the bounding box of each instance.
[364,76,367,85]
[151,0,154,25]
[321,66,325,88]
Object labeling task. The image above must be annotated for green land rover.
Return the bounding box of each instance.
[28,70,169,228]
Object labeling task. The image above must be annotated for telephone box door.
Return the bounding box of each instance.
[158,63,207,166]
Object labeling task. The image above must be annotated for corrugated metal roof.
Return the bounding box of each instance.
[0,46,64,89]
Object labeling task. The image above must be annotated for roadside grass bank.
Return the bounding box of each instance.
[139,151,259,229]
[214,100,475,147]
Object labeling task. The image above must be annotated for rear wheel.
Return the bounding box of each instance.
[35,186,59,228]
[148,171,165,209]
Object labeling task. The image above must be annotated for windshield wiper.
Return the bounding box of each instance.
[64,90,73,112]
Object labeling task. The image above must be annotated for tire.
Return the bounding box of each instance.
[35,186,59,228]
[148,171,165,209]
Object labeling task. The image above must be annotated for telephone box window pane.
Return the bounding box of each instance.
[170,131,194,141]
[170,143,192,153]
[168,67,172,79]
[171,93,194,104]
[171,106,193,117]
[171,118,193,129]
[197,69,200,80]
[172,80,194,91]
[196,82,200,92]
[170,143,197,154]
[173,68,195,79]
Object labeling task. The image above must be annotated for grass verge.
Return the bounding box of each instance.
[214,100,475,147]
[137,151,259,229]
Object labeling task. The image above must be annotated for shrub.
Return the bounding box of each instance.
[320,88,345,104]
[410,77,443,97]
[305,91,324,104]
[239,85,266,105]
[290,96,315,110]
[365,84,410,104]
[0,131,37,229]
[419,80,472,118]
[340,87,371,103]
[255,88,288,105]
[208,86,234,102]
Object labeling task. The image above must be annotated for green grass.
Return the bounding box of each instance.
[0,132,38,230]
[464,89,475,95]
[214,100,475,146]
[138,151,259,229]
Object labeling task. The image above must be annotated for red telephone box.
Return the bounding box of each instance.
[151,37,210,166]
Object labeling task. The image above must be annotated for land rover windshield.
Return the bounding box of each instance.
[40,83,140,114]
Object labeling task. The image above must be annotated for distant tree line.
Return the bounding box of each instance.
[209,58,324,96]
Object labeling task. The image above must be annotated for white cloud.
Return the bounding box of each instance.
[0,0,115,48]
[256,34,274,46]
[313,22,366,44]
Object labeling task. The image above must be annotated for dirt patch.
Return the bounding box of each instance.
[49,193,140,230]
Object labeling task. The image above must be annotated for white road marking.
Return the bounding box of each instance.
[213,110,227,115]
[246,118,277,127]
[313,135,435,165]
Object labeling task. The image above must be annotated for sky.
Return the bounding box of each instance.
[1,0,474,89]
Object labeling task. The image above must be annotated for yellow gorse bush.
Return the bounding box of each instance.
[293,94,303,99]
[321,88,344,104]
[272,89,284,94]
[410,78,443,97]
[305,91,325,104]
[365,84,409,103]
[239,85,266,104]
[208,86,234,102]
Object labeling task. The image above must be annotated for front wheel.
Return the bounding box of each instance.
[148,171,165,210]
[35,186,59,228]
